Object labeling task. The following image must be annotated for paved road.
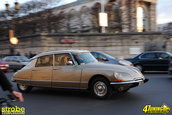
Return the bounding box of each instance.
[1,72,172,115]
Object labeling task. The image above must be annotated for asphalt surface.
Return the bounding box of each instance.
[1,72,172,115]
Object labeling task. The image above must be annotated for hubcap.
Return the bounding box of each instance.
[19,84,28,91]
[93,81,107,97]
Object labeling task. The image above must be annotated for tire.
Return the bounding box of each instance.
[90,77,113,99]
[17,84,32,93]
[135,65,144,73]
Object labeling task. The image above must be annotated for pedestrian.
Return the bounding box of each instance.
[0,71,24,102]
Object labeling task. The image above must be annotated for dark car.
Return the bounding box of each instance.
[126,51,172,72]
[168,60,172,74]
[0,61,9,73]
[91,51,133,66]
[2,56,29,71]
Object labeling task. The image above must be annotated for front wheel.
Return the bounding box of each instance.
[17,84,32,93]
[90,78,113,99]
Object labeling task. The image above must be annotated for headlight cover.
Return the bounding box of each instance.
[114,72,132,81]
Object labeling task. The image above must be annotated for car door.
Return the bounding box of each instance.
[139,53,159,71]
[31,55,53,87]
[156,52,170,71]
[52,53,82,89]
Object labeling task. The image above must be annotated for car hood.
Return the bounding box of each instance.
[82,62,144,80]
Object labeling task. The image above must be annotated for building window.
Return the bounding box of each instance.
[137,7,144,32]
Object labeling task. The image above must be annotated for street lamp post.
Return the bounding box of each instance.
[4,2,20,55]
[99,0,108,33]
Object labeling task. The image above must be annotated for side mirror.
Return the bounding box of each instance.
[67,61,73,65]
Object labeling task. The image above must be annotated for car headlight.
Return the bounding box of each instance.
[114,72,132,81]
[130,67,144,77]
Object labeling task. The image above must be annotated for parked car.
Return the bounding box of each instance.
[91,51,133,66]
[0,61,9,73]
[126,51,172,72]
[168,60,172,74]
[13,50,148,99]
[2,56,29,71]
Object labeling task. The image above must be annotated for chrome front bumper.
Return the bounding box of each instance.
[110,78,149,89]
[111,78,148,85]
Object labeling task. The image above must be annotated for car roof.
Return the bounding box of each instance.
[31,49,89,60]
[91,51,102,53]
[4,56,26,57]
[3,56,27,59]
[143,51,168,53]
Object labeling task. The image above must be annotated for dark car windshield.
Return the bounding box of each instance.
[72,52,97,65]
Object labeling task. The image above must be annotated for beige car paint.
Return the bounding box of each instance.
[13,50,145,90]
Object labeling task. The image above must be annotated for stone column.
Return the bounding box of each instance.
[120,0,130,32]
[149,3,156,31]
[130,0,137,32]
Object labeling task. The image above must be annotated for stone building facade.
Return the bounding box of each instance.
[0,0,157,38]
[0,32,170,59]
[0,0,162,58]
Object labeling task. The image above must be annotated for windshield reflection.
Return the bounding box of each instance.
[72,52,97,65]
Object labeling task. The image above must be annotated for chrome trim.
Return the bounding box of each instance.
[30,80,51,82]
[110,79,144,85]
[52,81,80,83]
[15,79,81,84]
[14,78,30,82]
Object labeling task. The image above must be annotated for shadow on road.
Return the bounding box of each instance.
[23,87,143,102]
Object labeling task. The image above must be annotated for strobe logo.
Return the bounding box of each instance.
[1,106,25,115]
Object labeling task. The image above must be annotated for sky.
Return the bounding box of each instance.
[0,0,172,24]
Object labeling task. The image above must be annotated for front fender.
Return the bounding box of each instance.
[80,68,114,89]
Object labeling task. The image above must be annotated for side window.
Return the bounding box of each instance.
[7,57,13,61]
[55,54,72,66]
[91,52,98,59]
[140,53,157,59]
[7,57,15,62]
[3,57,9,61]
[158,53,169,59]
[35,55,53,67]
[11,57,19,62]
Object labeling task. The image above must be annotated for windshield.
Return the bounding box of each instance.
[72,52,97,65]
[22,59,36,70]
[100,52,116,59]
